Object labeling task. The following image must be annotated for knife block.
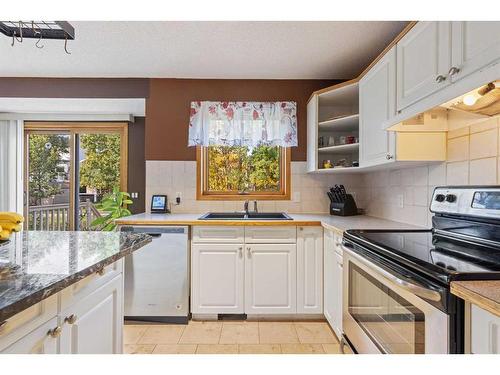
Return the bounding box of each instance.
[330,194,358,216]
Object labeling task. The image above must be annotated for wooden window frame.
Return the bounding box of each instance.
[23,122,128,230]
[196,145,291,201]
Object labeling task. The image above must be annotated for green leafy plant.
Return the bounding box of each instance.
[90,187,132,231]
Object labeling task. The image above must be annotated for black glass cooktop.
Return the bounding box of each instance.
[344,229,500,284]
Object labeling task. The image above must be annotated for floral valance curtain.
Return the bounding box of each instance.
[188,101,297,147]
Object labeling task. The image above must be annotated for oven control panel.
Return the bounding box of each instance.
[430,186,500,219]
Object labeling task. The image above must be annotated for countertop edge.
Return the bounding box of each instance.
[451,281,500,318]
[0,236,151,322]
[115,219,324,227]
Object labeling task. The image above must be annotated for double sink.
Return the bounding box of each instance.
[199,212,293,220]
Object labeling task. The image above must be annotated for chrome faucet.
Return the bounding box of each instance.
[253,200,258,213]
[244,200,249,215]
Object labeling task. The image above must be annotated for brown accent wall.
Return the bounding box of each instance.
[0,78,149,98]
[127,117,146,214]
[145,79,339,161]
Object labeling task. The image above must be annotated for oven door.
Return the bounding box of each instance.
[343,245,449,354]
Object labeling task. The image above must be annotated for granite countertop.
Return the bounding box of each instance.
[116,212,421,233]
[451,280,500,318]
[0,231,151,322]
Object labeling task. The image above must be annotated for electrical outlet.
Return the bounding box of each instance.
[176,192,182,205]
[293,192,301,203]
[397,194,404,208]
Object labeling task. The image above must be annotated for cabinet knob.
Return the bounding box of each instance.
[448,66,460,77]
[435,75,446,83]
[95,266,105,276]
[64,314,78,324]
[386,154,394,160]
[0,320,7,330]
[47,326,62,338]
[247,247,251,257]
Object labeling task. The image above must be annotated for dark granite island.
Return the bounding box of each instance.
[0,231,151,354]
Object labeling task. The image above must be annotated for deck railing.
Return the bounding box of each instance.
[28,200,101,231]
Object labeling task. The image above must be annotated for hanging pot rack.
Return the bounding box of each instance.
[0,21,75,53]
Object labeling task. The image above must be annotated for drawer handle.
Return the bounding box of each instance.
[238,246,243,257]
[435,74,446,83]
[47,326,62,338]
[0,320,7,330]
[64,314,78,324]
[448,66,460,77]
[95,266,105,276]
[247,246,251,257]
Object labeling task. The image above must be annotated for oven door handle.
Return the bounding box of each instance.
[343,246,442,302]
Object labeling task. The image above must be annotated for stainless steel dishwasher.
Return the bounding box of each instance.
[121,226,189,323]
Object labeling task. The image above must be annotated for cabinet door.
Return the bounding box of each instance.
[332,252,343,339]
[359,46,396,167]
[323,230,335,327]
[245,243,297,314]
[59,274,123,354]
[191,243,244,314]
[1,317,59,354]
[451,21,500,82]
[397,21,452,111]
[307,94,318,172]
[470,304,500,354]
[297,227,323,314]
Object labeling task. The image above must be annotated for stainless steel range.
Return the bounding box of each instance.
[341,186,500,354]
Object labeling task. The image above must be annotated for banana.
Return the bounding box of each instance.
[0,229,11,241]
[0,222,22,232]
[0,212,24,224]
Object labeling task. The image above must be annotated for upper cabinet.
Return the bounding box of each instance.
[396,22,452,111]
[451,21,500,82]
[359,46,397,167]
[306,80,360,173]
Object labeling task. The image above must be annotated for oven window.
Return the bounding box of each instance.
[348,263,425,354]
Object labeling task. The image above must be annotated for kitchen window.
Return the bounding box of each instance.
[189,101,297,200]
[196,145,290,200]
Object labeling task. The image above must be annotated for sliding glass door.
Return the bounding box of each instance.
[24,123,128,231]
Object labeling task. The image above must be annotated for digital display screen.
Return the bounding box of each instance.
[151,195,166,210]
[472,191,500,210]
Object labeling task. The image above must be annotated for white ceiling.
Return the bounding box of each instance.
[0,21,408,79]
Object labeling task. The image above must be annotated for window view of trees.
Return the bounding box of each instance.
[207,145,281,193]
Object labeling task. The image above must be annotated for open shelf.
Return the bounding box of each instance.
[314,166,363,174]
[318,114,359,132]
[318,143,359,154]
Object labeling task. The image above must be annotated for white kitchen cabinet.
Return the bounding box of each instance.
[470,304,500,354]
[59,274,123,354]
[191,243,245,314]
[396,21,452,111]
[297,227,323,314]
[307,94,319,173]
[451,21,500,82]
[323,230,336,329]
[323,229,343,339]
[359,46,397,167]
[1,317,59,354]
[245,243,297,314]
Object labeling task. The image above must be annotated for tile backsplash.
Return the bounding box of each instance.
[146,161,366,214]
[362,117,500,227]
[146,116,500,225]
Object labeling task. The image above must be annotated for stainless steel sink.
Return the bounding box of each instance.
[199,212,293,220]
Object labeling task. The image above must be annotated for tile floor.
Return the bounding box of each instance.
[124,320,342,354]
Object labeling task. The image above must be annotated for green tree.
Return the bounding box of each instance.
[79,134,121,200]
[207,145,280,192]
[28,134,69,206]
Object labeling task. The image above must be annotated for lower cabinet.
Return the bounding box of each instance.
[0,262,124,354]
[323,229,343,339]
[469,304,500,354]
[191,243,245,314]
[245,243,297,314]
[297,227,323,314]
[1,318,59,354]
[191,225,323,316]
[59,274,123,354]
